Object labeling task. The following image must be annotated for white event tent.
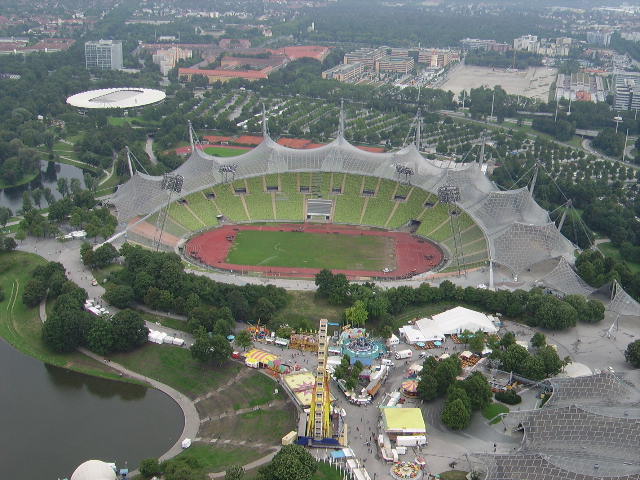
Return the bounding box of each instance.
[400,306,498,344]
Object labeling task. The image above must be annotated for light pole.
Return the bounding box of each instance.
[623,128,629,162]
[614,116,623,134]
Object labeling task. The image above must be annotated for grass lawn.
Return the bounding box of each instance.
[482,402,510,424]
[313,462,344,480]
[226,230,392,270]
[439,471,469,480]
[109,343,242,398]
[0,251,125,381]
[203,146,251,157]
[108,116,134,126]
[598,241,640,274]
[170,443,265,473]
[140,311,190,333]
[274,290,344,326]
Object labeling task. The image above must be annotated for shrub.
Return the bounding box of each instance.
[495,389,522,405]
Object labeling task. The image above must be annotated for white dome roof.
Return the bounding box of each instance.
[70,460,117,480]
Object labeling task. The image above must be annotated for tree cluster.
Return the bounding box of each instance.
[489,332,567,381]
[258,445,317,480]
[592,128,625,157]
[415,353,492,431]
[465,50,543,70]
[80,242,119,269]
[333,355,364,391]
[109,245,289,325]
[532,117,576,142]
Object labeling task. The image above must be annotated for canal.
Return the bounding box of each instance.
[0,339,183,479]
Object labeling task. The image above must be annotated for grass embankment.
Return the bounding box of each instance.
[203,146,251,157]
[110,344,241,398]
[170,444,265,474]
[482,402,510,424]
[226,230,391,270]
[0,251,124,381]
[598,241,640,275]
[439,471,469,480]
[0,169,40,189]
[110,343,296,473]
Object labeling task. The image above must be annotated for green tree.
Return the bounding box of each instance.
[435,356,462,395]
[417,371,438,401]
[624,340,640,368]
[536,345,564,377]
[0,206,12,227]
[80,242,94,266]
[86,317,116,355]
[104,284,135,308]
[468,331,485,353]
[234,330,253,350]
[499,344,529,373]
[225,465,245,480]
[462,372,492,410]
[110,309,149,352]
[259,445,316,480]
[441,398,471,430]
[344,300,368,327]
[139,458,162,479]
[531,332,546,349]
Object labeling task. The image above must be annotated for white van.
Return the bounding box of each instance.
[395,349,412,360]
[382,359,395,367]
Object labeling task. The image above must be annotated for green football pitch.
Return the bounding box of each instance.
[225,230,394,270]
[203,146,250,157]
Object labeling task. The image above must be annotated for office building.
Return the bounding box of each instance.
[587,31,613,47]
[85,40,123,70]
[322,62,364,82]
[614,72,640,111]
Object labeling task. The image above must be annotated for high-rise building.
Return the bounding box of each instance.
[614,72,640,111]
[85,39,123,70]
[587,31,613,47]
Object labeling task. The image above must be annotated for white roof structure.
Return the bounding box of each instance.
[108,114,576,278]
[415,306,498,340]
[70,460,116,480]
[66,88,166,109]
[399,325,441,343]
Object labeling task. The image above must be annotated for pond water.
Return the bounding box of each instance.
[0,161,87,212]
[0,339,183,479]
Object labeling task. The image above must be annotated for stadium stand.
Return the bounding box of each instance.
[211,183,249,221]
[244,176,275,220]
[167,201,204,231]
[183,190,220,227]
[332,174,366,224]
[361,179,397,226]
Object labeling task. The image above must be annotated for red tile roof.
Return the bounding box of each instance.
[277,138,312,148]
[269,45,331,61]
[179,67,268,80]
[203,135,233,143]
[235,135,264,145]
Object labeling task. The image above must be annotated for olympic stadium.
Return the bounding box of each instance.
[107,110,583,289]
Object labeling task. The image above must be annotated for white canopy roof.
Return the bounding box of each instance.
[411,306,498,342]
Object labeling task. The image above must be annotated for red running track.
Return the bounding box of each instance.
[185,224,444,280]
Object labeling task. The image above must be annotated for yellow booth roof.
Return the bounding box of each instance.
[382,407,427,433]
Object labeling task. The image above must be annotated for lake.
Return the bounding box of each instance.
[0,339,183,479]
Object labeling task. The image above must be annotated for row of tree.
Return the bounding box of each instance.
[314,271,604,331]
[105,244,290,325]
